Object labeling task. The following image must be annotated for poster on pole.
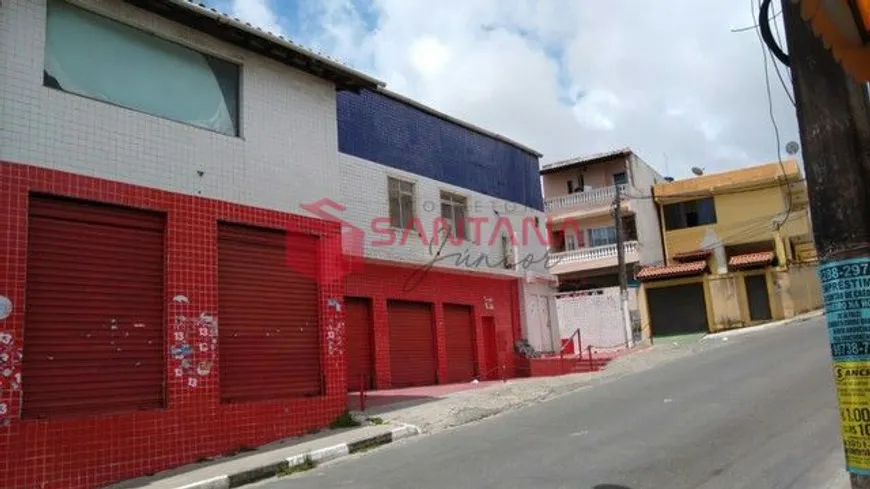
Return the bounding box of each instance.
[820,258,870,475]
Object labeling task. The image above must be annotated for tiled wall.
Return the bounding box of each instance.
[345,263,522,388]
[336,153,551,276]
[0,162,345,489]
[337,89,544,211]
[0,0,339,215]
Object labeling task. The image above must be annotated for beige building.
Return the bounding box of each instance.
[635,160,822,339]
[540,148,666,291]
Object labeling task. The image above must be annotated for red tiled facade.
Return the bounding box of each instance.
[345,261,521,389]
[0,162,348,489]
[0,161,525,489]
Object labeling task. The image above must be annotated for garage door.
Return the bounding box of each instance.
[387,300,436,388]
[345,297,374,391]
[443,304,476,383]
[646,283,709,337]
[218,223,322,403]
[23,195,165,419]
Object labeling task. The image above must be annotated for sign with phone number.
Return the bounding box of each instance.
[820,258,870,475]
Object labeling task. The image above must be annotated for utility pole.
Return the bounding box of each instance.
[614,184,633,348]
[779,1,870,487]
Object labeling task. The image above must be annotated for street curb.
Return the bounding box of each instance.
[169,424,421,489]
[702,309,824,341]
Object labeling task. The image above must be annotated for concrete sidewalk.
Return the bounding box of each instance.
[107,423,419,489]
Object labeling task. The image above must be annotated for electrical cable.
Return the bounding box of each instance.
[763,0,796,107]
[622,177,805,201]
[752,0,794,231]
[731,8,782,32]
[759,0,790,66]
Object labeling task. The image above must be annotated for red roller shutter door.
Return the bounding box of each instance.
[444,304,476,383]
[218,223,322,403]
[22,195,166,419]
[345,297,374,391]
[387,300,436,388]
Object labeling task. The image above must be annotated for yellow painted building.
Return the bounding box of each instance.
[636,160,822,339]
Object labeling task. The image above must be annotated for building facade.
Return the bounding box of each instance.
[540,148,666,291]
[540,149,665,353]
[635,160,822,339]
[334,88,559,376]
[0,1,553,488]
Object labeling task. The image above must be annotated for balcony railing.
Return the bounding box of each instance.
[548,241,638,267]
[545,184,628,213]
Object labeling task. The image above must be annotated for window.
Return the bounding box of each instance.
[440,191,468,240]
[663,197,717,230]
[565,232,578,251]
[388,177,416,229]
[590,226,618,247]
[43,0,240,136]
[566,174,585,194]
[613,172,628,186]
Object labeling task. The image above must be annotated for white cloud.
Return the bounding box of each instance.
[230,0,283,36]
[225,0,799,179]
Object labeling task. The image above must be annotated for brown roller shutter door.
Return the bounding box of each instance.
[218,223,322,403]
[22,195,166,419]
[443,304,476,383]
[344,297,374,391]
[387,300,436,388]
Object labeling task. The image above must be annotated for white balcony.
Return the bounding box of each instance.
[545,184,628,213]
[548,241,639,273]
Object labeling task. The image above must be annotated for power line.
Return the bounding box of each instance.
[752,0,793,230]
[766,1,797,107]
[730,8,782,32]
[623,177,806,201]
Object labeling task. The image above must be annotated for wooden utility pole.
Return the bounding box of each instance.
[614,184,633,348]
[780,1,870,487]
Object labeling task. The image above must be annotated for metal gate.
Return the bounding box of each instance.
[387,300,437,388]
[22,195,166,418]
[646,283,709,337]
[443,304,476,383]
[345,297,374,391]
[218,223,322,403]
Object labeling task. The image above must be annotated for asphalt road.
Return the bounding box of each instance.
[264,318,844,489]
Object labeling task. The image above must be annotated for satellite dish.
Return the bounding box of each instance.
[785,141,800,155]
[691,167,704,176]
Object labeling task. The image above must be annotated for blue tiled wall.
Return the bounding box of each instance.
[336,90,544,211]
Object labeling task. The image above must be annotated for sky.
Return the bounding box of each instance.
[211,0,800,178]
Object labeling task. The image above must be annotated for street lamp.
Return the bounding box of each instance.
[797,0,870,81]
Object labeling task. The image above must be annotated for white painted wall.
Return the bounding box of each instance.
[627,154,666,267]
[556,287,639,353]
[0,0,339,213]
[518,281,560,353]
[338,153,552,277]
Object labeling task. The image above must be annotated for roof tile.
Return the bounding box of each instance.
[728,251,775,269]
[636,261,707,281]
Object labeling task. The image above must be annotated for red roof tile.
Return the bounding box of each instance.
[672,249,712,262]
[636,261,707,281]
[728,251,775,269]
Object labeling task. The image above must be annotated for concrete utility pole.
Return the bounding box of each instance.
[779,1,870,487]
[614,184,633,348]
